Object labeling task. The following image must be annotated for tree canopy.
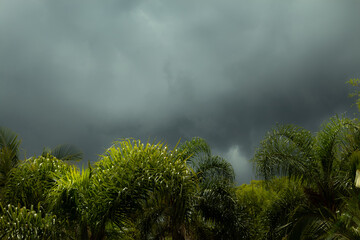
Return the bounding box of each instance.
[1,83,360,239]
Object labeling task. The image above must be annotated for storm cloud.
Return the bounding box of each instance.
[1,0,359,183]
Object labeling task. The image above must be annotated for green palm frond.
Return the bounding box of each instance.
[252,116,360,239]
[86,139,197,239]
[0,127,20,153]
[264,181,307,239]
[179,137,235,184]
[43,144,83,161]
[327,192,360,240]
[315,117,347,181]
[287,216,332,240]
[253,124,315,180]
[0,127,21,187]
[178,137,212,164]
[197,156,235,184]
[47,166,91,224]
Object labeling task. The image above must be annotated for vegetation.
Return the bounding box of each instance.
[2,82,360,239]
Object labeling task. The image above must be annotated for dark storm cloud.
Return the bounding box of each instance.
[1,0,360,182]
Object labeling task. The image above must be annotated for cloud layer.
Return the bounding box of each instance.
[1,0,359,182]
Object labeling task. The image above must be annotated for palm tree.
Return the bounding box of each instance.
[47,139,196,240]
[46,166,92,239]
[0,127,21,199]
[0,126,82,197]
[4,155,73,211]
[179,137,235,185]
[252,116,360,239]
[177,137,246,239]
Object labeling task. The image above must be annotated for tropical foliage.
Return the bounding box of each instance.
[0,127,21,199]
[251,116,360,239]
[0,204,65,239]
[2,95,360,239]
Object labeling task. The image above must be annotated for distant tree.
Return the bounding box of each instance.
[347,78,360,111]
[236,179,278,239]
[235,177,303,240]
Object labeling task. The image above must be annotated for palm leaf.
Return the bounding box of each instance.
[0,127,20,188]
[253,124,315,180]
[47,144,83,161]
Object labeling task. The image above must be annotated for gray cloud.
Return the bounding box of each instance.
[1,0,360,183]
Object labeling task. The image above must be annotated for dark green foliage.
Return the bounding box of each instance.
[252,116,360,239]
[179,137,246,240]
[42,144,83,161]
[0,127,21,198]
[326,191,360,240]
[264,181,307,240]
[253,124,315,181]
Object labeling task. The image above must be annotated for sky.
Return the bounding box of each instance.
[1,0,360,183]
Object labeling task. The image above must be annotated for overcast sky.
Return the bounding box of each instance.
[1,0,360,183]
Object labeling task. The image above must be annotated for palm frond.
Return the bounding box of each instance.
[48,144,83,161]
[0,127,21,187]
[197,156,235,184]
[252,124,315,180]
[178,137,212,164]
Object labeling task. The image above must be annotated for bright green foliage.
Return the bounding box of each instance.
[237,180,276,207]
[0,204,65,239]
[47,139,196,239]
[91,140,193,237]
[347,78,360,111]
[47,166,90,220]
[236,180,276,222]
[46,166,91,239]
[0,130,249,239]
[4,155,72,210]
[347,78,360,86]
[236,178,296,239]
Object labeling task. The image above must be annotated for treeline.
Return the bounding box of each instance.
[2,116,360,238]
[0,132,243,239]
